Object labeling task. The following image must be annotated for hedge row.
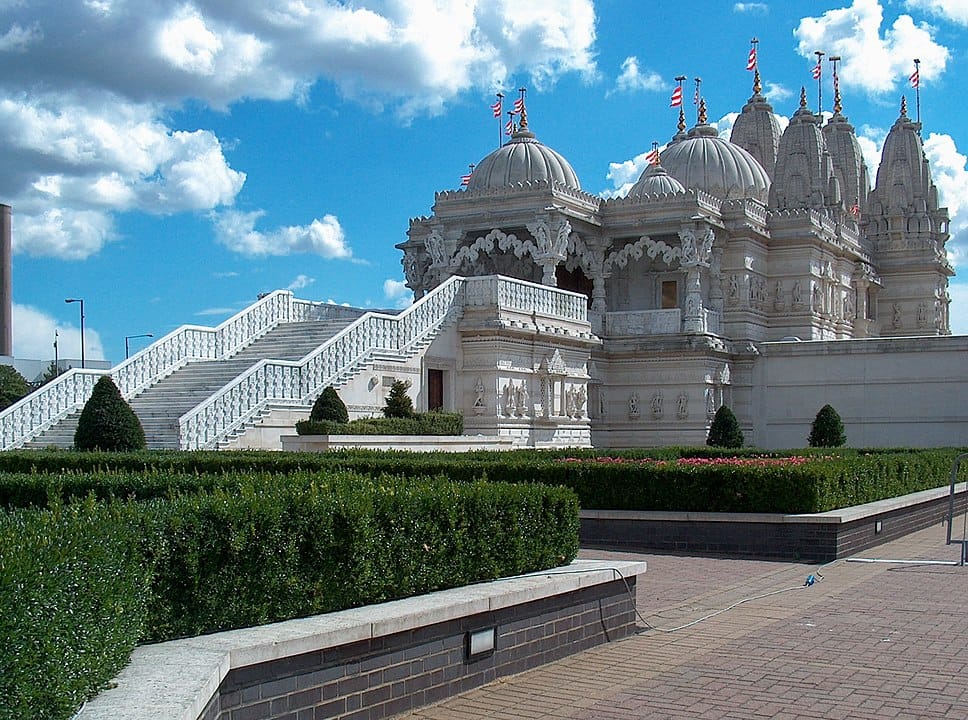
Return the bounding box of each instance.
[296,411,464,436]
[0,472,579,720]
[2,448,965,514]
[1,500,148,720]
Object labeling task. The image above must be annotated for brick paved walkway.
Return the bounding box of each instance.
[399,522,968,719]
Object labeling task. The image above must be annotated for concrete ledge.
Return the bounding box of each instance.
[80,560,645,720]
[581,484,968,562]
[280,433,519,452]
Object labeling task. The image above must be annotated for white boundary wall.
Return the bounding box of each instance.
[750,335,968,449]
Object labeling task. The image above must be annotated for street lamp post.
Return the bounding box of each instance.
[64,298,85,369]
[125,333,153,359]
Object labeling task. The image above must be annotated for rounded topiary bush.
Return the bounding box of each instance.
[808,404,846,447]
[310,385,349,423]
[383,379,415,419]
[706,405,744,448]
[74,376,146,451]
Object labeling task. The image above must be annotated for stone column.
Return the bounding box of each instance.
[679,225,715,334]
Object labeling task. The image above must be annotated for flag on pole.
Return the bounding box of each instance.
[513,96,524,113]
[910,68,920,88]
[505,113,516,135]
[849,201,860,217]
[747,46,757,71]
[460,172,472,186]
[669,85,683,107]
[693,83,700,105]
[812,59,822,80]
[490,95,502,118]
[645,147,660,165]
[833,71,839,94]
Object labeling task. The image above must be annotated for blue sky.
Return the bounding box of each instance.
[3,0,967,364]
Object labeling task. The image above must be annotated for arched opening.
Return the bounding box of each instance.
[556,265,593,308]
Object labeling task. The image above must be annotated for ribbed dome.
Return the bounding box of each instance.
[465,128,580,191]
[628,162,685,197]
[661,124,771,202]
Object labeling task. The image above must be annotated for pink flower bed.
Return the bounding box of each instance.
[558,455,819,468]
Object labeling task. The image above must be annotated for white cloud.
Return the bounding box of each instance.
[857,124,888,183]
[0,93,245,258]
[795,0,949,94]
[213,210,352,259]
[923,132,968,271]
[734,3,769,13]
[0,0,598,261]
[13,304,105,361]
[610,56,663,96]
[0,22,41,52]
[383,278,412,309]
[763,82,793,102]
[905,0,968,25]
[287,274,315,291]
[194,306,237,317]
[949,282,968,334]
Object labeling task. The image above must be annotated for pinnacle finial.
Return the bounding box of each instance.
[698,97,708,125]
[753,68,762,95]
[900,95,908,117]
[799,86,808,108]
[677,107,686,132]
[833,82,842,115]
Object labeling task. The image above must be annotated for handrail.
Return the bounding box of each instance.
[0,290,295,450]
[177,275,590,450]
[946,452,968,565]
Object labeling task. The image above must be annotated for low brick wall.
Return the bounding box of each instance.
[581,484,968,562]
[82,560,645,720]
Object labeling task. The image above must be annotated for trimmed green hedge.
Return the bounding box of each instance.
[1,447,965,515]
[296,411,463,437]
[1,471,578,719]
[0,500,149,720]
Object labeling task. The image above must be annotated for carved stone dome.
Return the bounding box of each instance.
[628,162,686,197]
[661,123,771,202]
[466,127,580,191]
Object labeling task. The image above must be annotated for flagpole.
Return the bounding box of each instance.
[829,55,841,114]
[914,58,921,129]
[694,77,702,124]
[496,92,504,148]
[814,50,825,115]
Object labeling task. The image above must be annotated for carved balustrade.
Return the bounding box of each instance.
[0,290,296,450]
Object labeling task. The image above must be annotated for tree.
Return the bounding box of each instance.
[706,405,744,448]
[38,361,60,387]
[0,364,29,410]
[310,385,349,423]
[383,379,415,418]
[74,376,146,451]
[808,404,846,447]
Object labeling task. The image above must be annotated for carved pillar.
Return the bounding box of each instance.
[528,216,571,288]
[679,225,715,334]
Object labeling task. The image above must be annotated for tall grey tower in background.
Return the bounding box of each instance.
[0,204,12,357]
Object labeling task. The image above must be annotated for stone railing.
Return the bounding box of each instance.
[0,290,296,450]
[178,275,589,450]
[464,275,588,321]
[178,276,468,450]
[605,308,681,336]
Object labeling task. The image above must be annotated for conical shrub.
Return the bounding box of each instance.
[383,379,415,418]
[310,385,349,423]
[808,404,846,447]
[74,376,146,451]
[706,405,744,448]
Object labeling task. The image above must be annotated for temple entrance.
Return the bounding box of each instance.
[427,368,444,410]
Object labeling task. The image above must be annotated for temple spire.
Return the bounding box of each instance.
[677,106,686,133]
[900,95,908,118]
[799,86,808,109]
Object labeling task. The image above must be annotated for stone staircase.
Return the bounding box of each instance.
[25,319,352,450]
